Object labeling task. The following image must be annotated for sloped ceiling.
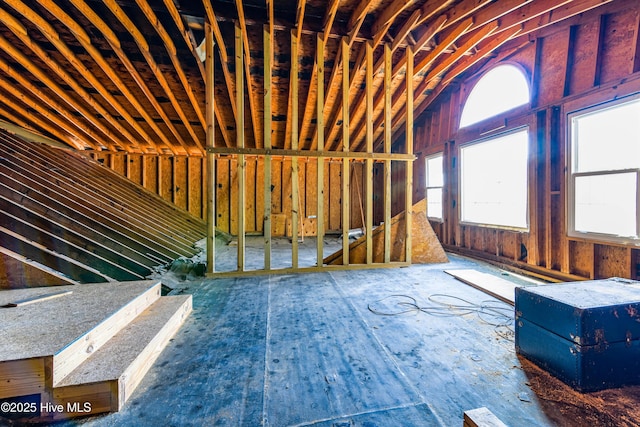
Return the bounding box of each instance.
[0,0,614,156]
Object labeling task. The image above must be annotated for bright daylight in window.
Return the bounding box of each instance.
[460,129,529,229]
[459,64,530,128]
[570,97,640,240]
[425,153,443,220]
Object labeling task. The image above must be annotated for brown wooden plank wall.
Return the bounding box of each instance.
[88,153,364,235]
[413,1,640,281]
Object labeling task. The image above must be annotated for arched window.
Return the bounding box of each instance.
[458,64,531,230]
[459,64,530,128]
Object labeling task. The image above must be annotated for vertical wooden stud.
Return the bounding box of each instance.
[264,24,273,270]
[405,45,414,264]
[291,29,299,268]
[341,37,350,265]
[383,43,392,263]
[317,33,325,268]
[236,23,246,271]
[365,41,374,265]
[205,21,216,274]
[593,14,607,88]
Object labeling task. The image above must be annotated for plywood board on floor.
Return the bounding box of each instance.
[444,269,518,305]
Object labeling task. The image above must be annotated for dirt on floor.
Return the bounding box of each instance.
[519,356,640,427]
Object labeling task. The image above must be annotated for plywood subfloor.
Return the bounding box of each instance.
[65,254,640,427]
[0,280,160,362]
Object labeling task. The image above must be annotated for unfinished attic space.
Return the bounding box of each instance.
[4,0,640,425]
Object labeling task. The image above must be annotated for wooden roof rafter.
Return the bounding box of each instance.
[297,0,342,150]
[370,20,502,151]
[102,0,207,152]
[348,15,464,151]
[0,87,84,150]
[0,56,115,151]
[0,108,34,133]
[235,0,262,148]
[202,1,238,148]
[283,0,307,150]
[320,0,412,151]
[0,7,142,153]
[68,0,196,155]
[161,0,234,150]
[341,17,447,152]
[41,0,183,155]
[4,0,164,153]
[133,0,208,142]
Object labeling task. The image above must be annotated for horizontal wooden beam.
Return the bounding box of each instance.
[206,261,411,278]
[207,147,415,161]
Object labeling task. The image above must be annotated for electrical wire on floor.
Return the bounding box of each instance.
[367,294,515,341]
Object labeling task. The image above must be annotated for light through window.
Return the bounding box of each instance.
[460,129,529,229]
[460,64,530,128]
[569,97,640,241]
[425,153,444,220]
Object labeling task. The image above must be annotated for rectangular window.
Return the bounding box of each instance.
[569,96,640,243]
[425,153,444,220]
[460,128,529,229]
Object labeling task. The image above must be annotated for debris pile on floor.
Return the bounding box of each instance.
[148,230,232,289]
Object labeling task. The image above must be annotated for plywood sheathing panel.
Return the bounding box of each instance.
[0,253,69,289]
[324,199,448,264]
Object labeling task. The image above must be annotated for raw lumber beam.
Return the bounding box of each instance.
[324,199,448,265]
[444,269,518,305]
[3,0,163,153]
[69,0,196,154]
[0,29,137,152]
[6,290,72,308]
[463,407,508,427]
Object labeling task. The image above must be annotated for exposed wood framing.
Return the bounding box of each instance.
[235,23,246,271]
[316,33,325,268]
[205,21,215,274]
[0,57,110,150]
[290,30,300,267]
[161,0,233,149]
[341,38,350,265]
[264,24,274,269]
[383,44,392,264]
[405,46,414,265]
[4,0,167,153]
[365,41,374,264]
[68,0,197,155]
[0,8,141,152]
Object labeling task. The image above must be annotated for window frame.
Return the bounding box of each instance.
[567,94,640,245]
[458,126,531,231]
[459,62,531,130]
[425,152,444,222]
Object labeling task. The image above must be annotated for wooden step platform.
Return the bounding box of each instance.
[0,280,191,423]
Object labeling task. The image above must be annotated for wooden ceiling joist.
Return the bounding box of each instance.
[0,57,114,151]
[40,0,185,156]
[69,0,196,155]
[4,0,161,153]
[102,0,206,152]
[0,90,82,150]
[0,0,620,157]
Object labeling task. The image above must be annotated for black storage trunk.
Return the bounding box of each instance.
[515,278,640,392]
